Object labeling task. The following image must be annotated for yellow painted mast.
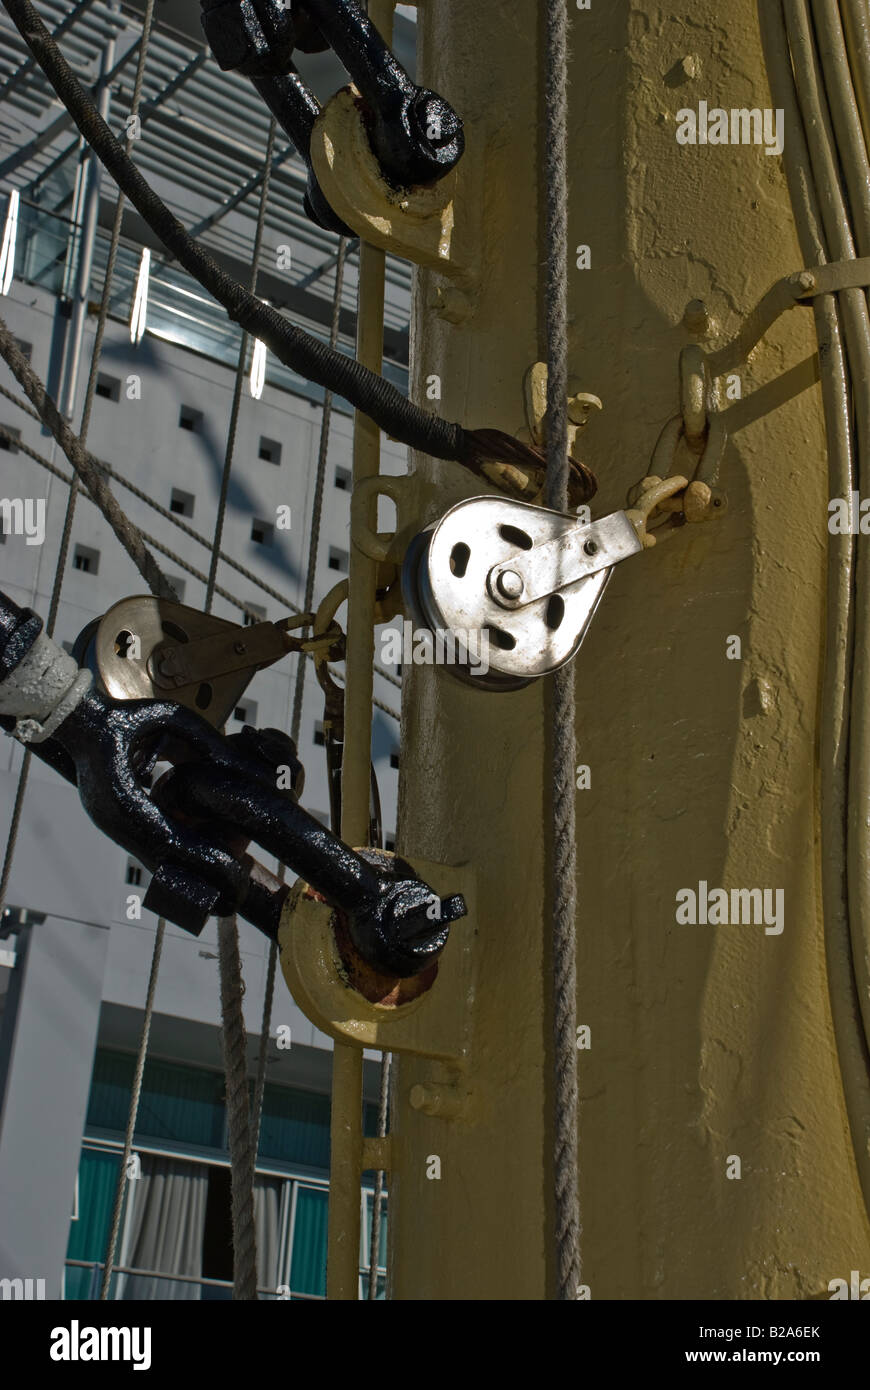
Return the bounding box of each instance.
[283,0,870,1299]
[392,0,870,1299]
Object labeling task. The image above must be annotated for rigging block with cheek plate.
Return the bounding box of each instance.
[401,495,644,690]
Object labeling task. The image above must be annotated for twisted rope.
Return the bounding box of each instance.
[205,120,278,1302]
[217,914,258,1301]
[544,0,581,1301]
[0,319,174,597]
[0,3,171,915]
[2,0,552,479]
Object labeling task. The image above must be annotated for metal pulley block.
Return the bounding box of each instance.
[0,587,466,971]
[72,596,336,730]
[401,496,644,690]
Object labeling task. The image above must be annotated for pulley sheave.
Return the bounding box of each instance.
[401,496,643,690]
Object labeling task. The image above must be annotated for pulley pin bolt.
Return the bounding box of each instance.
[584,539,599,556]
[497,569,524,599]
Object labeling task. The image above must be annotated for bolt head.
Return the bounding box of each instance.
[584,539,599,556]
[497,569,524,599]
[683,298,711,336]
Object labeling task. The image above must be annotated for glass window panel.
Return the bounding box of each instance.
[258,1085,331,1169]
[360,1190,388,1271]
[86,1049,225,1148]
[65,1147,124,1300]
[290,1185,328,1298]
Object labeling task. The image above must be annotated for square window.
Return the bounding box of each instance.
[259,436,281,465]
[243,603,266,626]
[251,518,274,546]
[170,488,195,518]
[232,700,257,725]
[95,373,121,402]
[0,425,20,454]
[179,405,203,433]
[334,467,351,491]
[385,834,396,853]
[125,859,143,887]
[313,721,325,747]
[328,547,349,573]
[72,544,99,575]
[390,751,400,770]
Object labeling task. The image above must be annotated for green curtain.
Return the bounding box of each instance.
[87,1050,225,1148]
[89,1050,338,1171]
[258,1085,331,1169]
[64,1147,123,1300]
[290,1185,329,1297]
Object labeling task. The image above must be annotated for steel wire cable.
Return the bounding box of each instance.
[205,119,278,1304]
[543,0,580,1301]
[786,0,870,1095]
[290,237,348,745]
[0,3,174,916]
[0,402,403,712]
[0,0,419,1304]
[755,0,870,1212]
[2,0,542,476]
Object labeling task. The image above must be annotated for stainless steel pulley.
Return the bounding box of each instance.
[72,596,300,727]
[401,496,644,690]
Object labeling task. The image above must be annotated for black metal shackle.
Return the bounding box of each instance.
[199,0,464,231]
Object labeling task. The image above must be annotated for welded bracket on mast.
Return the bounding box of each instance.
[639,258,870,506]
[278,852,477,1065]
[309,85,480,294]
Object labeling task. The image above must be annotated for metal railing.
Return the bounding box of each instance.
[64,1258,386,1300]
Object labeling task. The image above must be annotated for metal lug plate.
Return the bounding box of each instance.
[86,596,253,728]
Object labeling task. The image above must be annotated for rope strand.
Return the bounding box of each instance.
[544,0,581,1301]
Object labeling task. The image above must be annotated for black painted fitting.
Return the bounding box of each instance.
[0,590,42,685]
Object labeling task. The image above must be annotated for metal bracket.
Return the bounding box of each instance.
[309,85,478,289]
[644,258,870,506]
[151,620,292,689]
[521,360,603,464]
[278,852,477,1063]
[488,510,641,609]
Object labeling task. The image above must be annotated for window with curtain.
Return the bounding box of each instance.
[64,1146,124,1300]
[290,1184,329,1298]
[86,1050,226,1148]
[360,1189,388,1300]
[118,1154,208,1300]
[68,1049,388,1298]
